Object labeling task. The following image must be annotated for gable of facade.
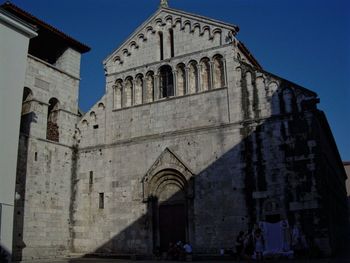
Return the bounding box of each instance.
[103,8,239,73]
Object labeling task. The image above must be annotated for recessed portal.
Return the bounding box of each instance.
[159,203,186,251]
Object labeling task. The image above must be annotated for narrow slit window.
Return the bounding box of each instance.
[99,193,104,209]
[159,32,164,60]
[169,29,174,57]
[89,171,93,185]
[34,152,38,161]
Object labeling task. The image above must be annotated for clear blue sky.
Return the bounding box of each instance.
[6,0,350,160]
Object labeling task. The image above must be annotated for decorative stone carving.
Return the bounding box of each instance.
[142,148,194,202]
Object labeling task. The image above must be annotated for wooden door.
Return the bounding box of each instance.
[158,203,186,251]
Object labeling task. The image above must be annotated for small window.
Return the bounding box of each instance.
[89,171,93,185]
[34,152,38,161]
[93,125,99,129]
[159,32,164,60]
[169,29,175,57]
[99,193,104,209]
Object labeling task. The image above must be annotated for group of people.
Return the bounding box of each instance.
[235,223,308,261]
[235,228,265,261]
[167,241,193,260]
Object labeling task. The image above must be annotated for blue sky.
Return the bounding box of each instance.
[6,0,350,160]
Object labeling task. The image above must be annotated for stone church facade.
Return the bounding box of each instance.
[3,1,348,261]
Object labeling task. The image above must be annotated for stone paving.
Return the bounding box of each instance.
[18,258,350,263]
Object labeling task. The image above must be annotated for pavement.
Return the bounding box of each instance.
[17,258,349,263]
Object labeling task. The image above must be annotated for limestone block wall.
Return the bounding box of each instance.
[23,55,80,145]
[77,97,107,147]
[79,45,236,149]
[13,136,74,261]
[73,124,247,254]
[75,46,330,254]
[79,88,228,149]
[13,52,82,261]
[54,48,82,79]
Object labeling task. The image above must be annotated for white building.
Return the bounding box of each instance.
[0,7,37,262]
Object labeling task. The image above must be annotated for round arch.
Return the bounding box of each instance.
[158,65,174,98]
[143,168,194,253]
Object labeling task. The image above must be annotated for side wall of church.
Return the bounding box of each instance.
[13,136,75,261]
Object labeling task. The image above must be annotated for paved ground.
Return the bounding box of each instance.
[18,258,349,263]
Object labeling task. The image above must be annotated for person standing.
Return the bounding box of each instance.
[235,231,245,260]
[254,228,265,261]
[243,231,254,262]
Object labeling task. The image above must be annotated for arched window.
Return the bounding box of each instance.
[269,82,280,115]
[188,61,198,94]
[124,77,133,107]
[283,88,294,114]
[135,75,143,105]
[200,58,211,91]
[159,65,174,98]
[47,98,60,142]
[213,55,225,89]
[176,63,186,96]
[114,79,123,109]
[245,71,254,118]
[22,87,33,102]
[20,87,33,135]
[146,71,155,103]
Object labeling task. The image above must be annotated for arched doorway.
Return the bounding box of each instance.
[144,168,194,252]
[157,182,187,251]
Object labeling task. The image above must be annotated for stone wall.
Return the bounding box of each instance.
[13,135,75,261]
[73,50,335,255]
[24,55,80,145]
[13,53,82,261]
[74,123,246,254]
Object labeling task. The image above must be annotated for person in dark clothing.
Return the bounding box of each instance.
[235,231,245,260]
[243,231,254,262]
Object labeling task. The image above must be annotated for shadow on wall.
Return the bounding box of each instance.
[0,245,11,263]
[12,66,348,261]
[12,88,38,262]
[68,66,349,259]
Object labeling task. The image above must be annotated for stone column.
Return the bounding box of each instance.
[118,87,123,109]
[196,64,202,92]
[172,70,177,96]
[223,59,228,87]
[112,85,116,109]
[131,79,135,106]
[185,67,189,94]
[122,84,125,108]
[154,74,159,100]
[209,61,214,90]
[142,76,146,104]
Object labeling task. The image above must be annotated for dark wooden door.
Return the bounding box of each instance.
[159,203,186,251]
